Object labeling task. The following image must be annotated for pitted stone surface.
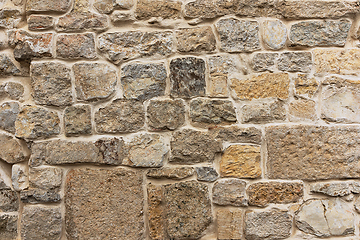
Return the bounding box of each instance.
[0,54,20,76]
[176,26,216,53]
[241,99,286,124]
[135,0,181,20]
[28,15,53,30]
[64,105,92,136]
[1,82,24,100]
[217,209,243,240]
[95,137,126,165]
[210,126,262,144]
[196,167,218,182]
[278,52,312,73]
[0,101,19,133]
[0,188,18,212]
[26,0,71,13]
[252,53,278,72]
[314,49,360,74]
[294,74,319,98]
[147,184,165,240]
[213,179,247,206]
[0,214,18,240]
[56,33,96,59]
[147,167,194,180]
[289,98,317,121]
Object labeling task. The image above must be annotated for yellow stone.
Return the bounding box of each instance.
[208,74,228,97]
[294,74,318,98]
[289,99,316,121]
[217,209,243,240]
[314,49,360,74]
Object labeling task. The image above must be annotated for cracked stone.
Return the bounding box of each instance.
[294,74,319,98]
[0,102,19,134]
[310,181,360,197]
[95,137,126,165]
[213,179,247,206]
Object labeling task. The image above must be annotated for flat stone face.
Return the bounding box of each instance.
[121,63,166,101]
[98,31,173,64]
[245,209,292,240]
[231,73,290,100]
[15,105,60,139]
[247,181,303,207]
[0,214,18,240]
[252,53,278,72]
[26,0,71,12]
[164,181,212,239]
[217,209,243,240]
[147,167,194,180]
[220,145,261,179]
[56,33,96,59]
[0,102,19,133]
[29,142,47,167]
[289,99,316,121]
[2,82,24,100]
[73,62,117,101]
[65,168,144,239]
[241,99,286,123]
[64,105,92,136]
[147,99,185,131]
[196,167,218,182]
[294,74,318,98]
[95,99,145,133]
[290,20,351,47]
[0,134,27,164]
[135,0,181,20]
[12,164,28,191]
[176,26,216,53]
[30,62,72,106]
[278,52,312,73]
[147,184,165,240]
[266,125,360,180]
[170,129,221,164]
[314,49,360,74]
[28,15,53,30]
[263,20,287,50]
[94,0,114,14]
[213,179,247,206]
[21,205,62,240]
[216,18,260,53]
[211,126,262,145]
[0,54,20,76]
[0,189,18,212]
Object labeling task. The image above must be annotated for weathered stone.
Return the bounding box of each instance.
[220,145,261,179]
[28,142,46,167]
[321,76,360,123]
[210,126,261,145]
[0,189,18,212]
[115,0,134,9]
[0,214,18,240]
[98,31,173,64]
[64,105,92,136]
[278,52,312,72]
[245,209,292,240]
[231,73,290,100]
[28,15,53,30]
[110,10,134,23]
[147,99,185,131]
[123,134,168,167]
[170,129,221,164]
[11,163,28,191]
[208,75,228,98]
[295,198,354,237]
[26,0,71,13]
[252,53,278,72]
[66,168,144,239]
[15,105,60,139]
[2,82,24,100]
[57,11,108,32]
[0,134,28,164]
[95,137,126,165]
[263,20,287,50]
[0,176,9,191]
[176,26,216,53]
[216,18,260,52]
[294,74,319,98]
[266,125,360,180]
[21,205,62,240]
[196,166,218,182]
[314,49,360,74]
[121,62,166,101]
[147,184,165,240]
[135,0,181,20]
[73,62,117,101]
[164,181,212,239]
[170,57,206,98]
[30,62,72,106]
[217,209,243,240]
[94,0,114,13]
[213,179,247,206]
[355,197,360,213]
[289,98,317,121]
[0,31,6,50]
[0,7,22,29]
[0,54,20,76]
[290,20,351,47]
[242,99,286,123]
[0,102,19,133]
[56,33,96,59]
[147,167,194,180]
[95,99,145,133]
[310,182,351,197]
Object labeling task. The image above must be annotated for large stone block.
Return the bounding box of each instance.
[262,20,287,50]
[26,0,71,13]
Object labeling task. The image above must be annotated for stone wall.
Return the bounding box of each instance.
[0,0,360,239]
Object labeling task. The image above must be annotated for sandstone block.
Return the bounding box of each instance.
[278,52,312,72]
[64,105,92,136]
[0,54,20,76]
[294,74,319,98]
[147,184,165,240]
[262,20,287,50]
[314,49,360,74]
[196,166,218,182]
[217,209,243,240]
[0,214,18,240]
[11,163,28,191]
[241,99,286,123]
[210,126,262,144]
[0,102,19,133]
[176,26,216,53]
[26,0,71,12]
[147,167,194,180]
[28,15,53,30]
[57,11,108,32]
[56,33,96,59]
[135,0,181,20]
[289,98,317,121]
[252,53,278,72]
[0,134,28,164]
[213,179,247,206]
[94,0,114,14]
[208,74,228,97]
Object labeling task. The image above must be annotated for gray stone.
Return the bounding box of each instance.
[216,18,260,53]
[95,137,126,165]
[241,99,286,124]
[135,0,181,20]
[65,168,144,239]
[0,8,22,29]
[252,53,278,72]
[210,126,262,144]
[278,52,312,73]
[213,179,247,206]
[0,54,20,76]
[3,82,24,100]
[217,209,243,240]
[0,102,19,133]
[0,134,28,164]
[121,63,166,101]
[57,11,108,32]
[21,205,62,240]
[146,167,194,180]
[11,164,28,191]
[309,182,360,197]
[56,33,96,59]
[29,142,46,167]
[0,189,18,212]
[94,0,113,14]
[196,166,218,182]
[26,0,71,13]
[73,62,117,101]
[170,57,206,98]
[290,20,351,47]
[95,99,145,133]
[0,214,18,240]
[28,15,53,30]
[263,20,287,50]
[64,105,92,136]
[176,26,216,53]
[30,62,72,106]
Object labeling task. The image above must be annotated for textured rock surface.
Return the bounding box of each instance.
[28,15,53,30]
[252,53,278,72]
[310,181,360,197]
[278,52,312,72]
[213,179,247,206]
[241,99,286,123]
[0,214,18,240]
[176,26,216,53]
[0,101,19,133]
[314,49,360,74]
[135,0,181,20]
[196,167,218,182]
[11,163,28,191]
[263,20,287,50]
[95,137,126,165]
[147,184,165,240]
[0,189,18,212]
[56,33,96,59]
[147,167,194,180]
[289,99,317,121]
[210,126,262,144]
[294,74,319,98]
[0,134,28,164]
[217,209,243,240]
[26,0,71,13]
[64,105,92,136]
[1,82,24,100]
[0,54,20,76]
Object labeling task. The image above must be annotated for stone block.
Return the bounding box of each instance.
[213,179,247,206]
[64,105,92,136]
[56,33,96,59]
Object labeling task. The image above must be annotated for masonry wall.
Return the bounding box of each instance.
[0,0,360,239]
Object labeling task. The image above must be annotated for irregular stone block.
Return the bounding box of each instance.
[216,18,260,53]
[241,99,286,123]
[290,20,351,47]
[28,15,53,30]
[147,167,194,180]
[170,129,221,164]
[115,0,134,9]
[64,105,92,136]
[0,189,18,212]
[56,33,96,59]
[147,184,165,240]
[210,126,262,144]
[0,134,28,164]
[220,145,261,179]
[217,209,243,240]
[170,57,206,98]
[110,10,134,23]
[135,0,181,20]
[121,62,166,101]
[98,31,173,64]
[0,54,20,76]
[213,179,247,206]
[278,52,312,73]
[0,102,19,133]
[289,98,316,121]
[252,53,278,72]
[30,62,72,106]
[147,99,185,131]
[2,82,24,100]
[94,0,114,13]
[73,62,117,101]
[26,0,71,13]
[95,137,126,165]
[95,99,145,133]
[11,163,28,191]
[208,74,228,98]
[29,142,46,167]
[65,168,144,239]
[314,49,360,74]
[310,181,360,197]
[294,74,318,98]
[263,20,287,50]
[57,11,108,32]
[0,214,18,240]
[0,8,22,29]
[176,26,216,53]
[196,166,218,182]
[266,125,360,180]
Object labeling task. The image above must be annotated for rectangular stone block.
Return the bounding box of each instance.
[314,49,360,74]
[217,209,243,240]
[56,33,96,59]
[147,184,165,240]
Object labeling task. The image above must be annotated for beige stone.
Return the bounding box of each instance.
[314,49,360,74]
[213,179,247,206]
[294,74,319,98]
[64,105,92,136]
[146,167,194,180]
[217,209,243,240]
[0,134,28,164]
[241,99,286,124]
[289,98,317,121]
[210,126,262,145]
[208,74,228,97]
[135,0,181,20]
[147,184,165,240]
[0,214,18,240]
[176,26,216,53]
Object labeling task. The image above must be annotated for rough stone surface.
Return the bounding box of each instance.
[95,137,126,165]
[263,20,287,50]
[64,105,92,136]
[170,57,206,98]
[147,167,194,180]
[355,197,360,213]
[29,142,46,167]
[0,214,18,240]
[121,63,166,101]
[170,129,221,164]
[210,126,262,144]
[252,53,278,72]
[30,62,72,106]
[289,98,317,121]
[314,49,360,74]
[216,18,260,53]
[110,10,134,23]
[147,99,185,131]
[196,167,218,182]
[278,52,312,73]
[0,8,22,29]
[0,134,28,164]
[26,0,71,13]
[21,205,62,240]
[2,82,24,100]
[28,15,53,30]
[164,181,212,239]
[266,125,360,180]
[290,20,351,47]
[65,168,144,239]
[115,0,134,9]
[0,189,18,212]
[213,179,247,206]
[294,74,319,98]
[11,164,28,191]
[310,182,360,197]
[241,99,286,123]
[0,54,20,76]
[217,209,243,240]
[95,99,145,133]
[176,26,216,53]
[73,62,117,101]
[220,145,261,179]
[245,209,292,240]
[94,0,113,14]
[147,184,165,240]
[56,33,96,59]
[135,0,181,20]
[0,102,19,133]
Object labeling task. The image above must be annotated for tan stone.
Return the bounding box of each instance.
[147,184,165,240]
[294,74,319,98]
[289,99,317,121]
[176,26,216,53]
[0,134,28,164]
[217,209,243,240]
[220,145,261,179]
[208,74,228,97]
[135,0,181,20]
[147,167,194,180]
[314,49,360,74]
[213,179,247,206]
[210,126,262,145]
